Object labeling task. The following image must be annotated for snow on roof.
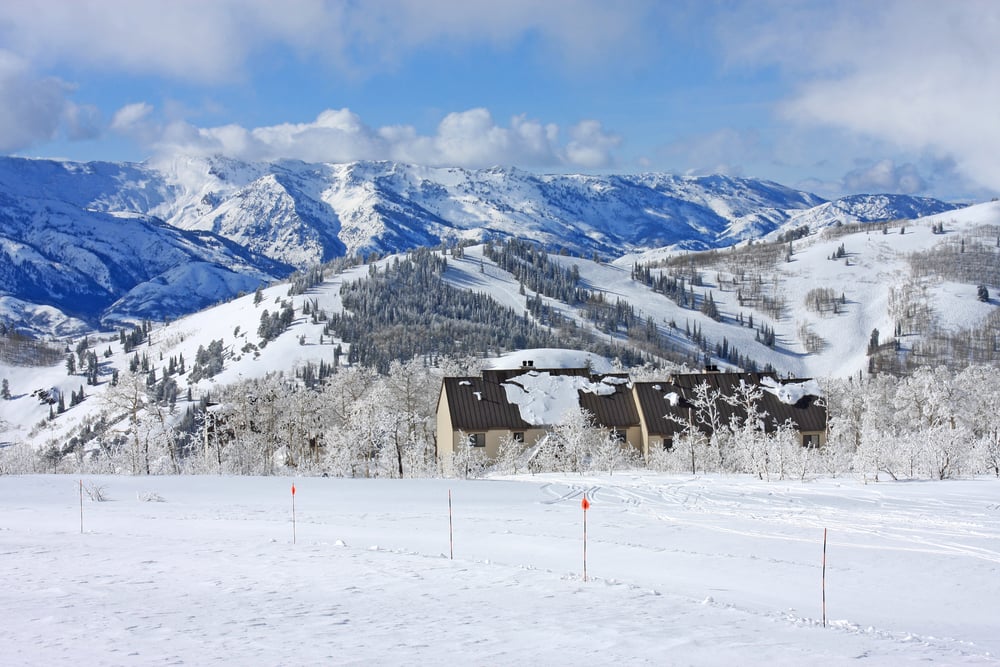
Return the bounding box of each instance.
[500,371,618,426]
[486,348,614,374]
[760,376,823,405]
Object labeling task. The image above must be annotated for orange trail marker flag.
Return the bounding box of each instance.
[581,497,590,511]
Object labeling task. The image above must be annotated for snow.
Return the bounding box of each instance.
[761,377,823,405]
[501,371,618,426]
[1,473,997,665]
[486,348,614,373]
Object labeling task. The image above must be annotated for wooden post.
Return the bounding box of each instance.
[448,489,454,560]
[822,527,828,627]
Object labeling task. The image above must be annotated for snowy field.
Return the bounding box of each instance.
[2,473,998,666]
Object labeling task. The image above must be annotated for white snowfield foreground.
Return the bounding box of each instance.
[1,473,998,666]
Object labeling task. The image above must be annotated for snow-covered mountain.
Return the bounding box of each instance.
[0,155,960,334]
[3,199,996,452]
[0,158,292,334]
[781,193,961,234]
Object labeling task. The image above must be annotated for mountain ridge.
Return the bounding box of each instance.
[0,155,961,336]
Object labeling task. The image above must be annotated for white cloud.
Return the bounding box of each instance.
[0,1,323,84]
[566,120,621,169]
[843,159,926,195]
[111,103,154,132]
[63,103,102,141]
[716,0,1000,194]
[120,106,620,169]
[660,128,761,177]
[0,51,74,152]
[0,1,658,84]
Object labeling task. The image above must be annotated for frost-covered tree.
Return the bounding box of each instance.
[547,407,603,474]
[451,430,489,479]
[589,430,639,476]
[101,370,154,474]
[724,379,770,478]
[490,432,527,476]
[684,381,729,467]
[382,358,441,476]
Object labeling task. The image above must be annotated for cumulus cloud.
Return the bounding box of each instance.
[118,106,620,169]
[566,120,622,169]
[716,0,1000,194]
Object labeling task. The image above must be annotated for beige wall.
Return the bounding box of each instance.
[435,385,454,462]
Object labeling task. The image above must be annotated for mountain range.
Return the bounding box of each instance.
[0,155,960,336]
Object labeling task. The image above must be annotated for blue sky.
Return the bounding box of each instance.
[1,0,997,201]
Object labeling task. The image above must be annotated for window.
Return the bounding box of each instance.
[512,432,525,443]
[611,429,626,443]
[802,433,821,448]
[467,433,485,448]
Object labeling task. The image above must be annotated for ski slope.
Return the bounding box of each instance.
[1,473,997,665]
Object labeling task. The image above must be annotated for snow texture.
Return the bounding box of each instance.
[486,348,614,373]
[760,377,824,405]
[501,371,618,426]
[1,474,997,665]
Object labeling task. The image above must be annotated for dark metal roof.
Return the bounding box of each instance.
[442,377,531,431]
[634,372,827,438]
[578,383,639,430]
[442,369,638,431]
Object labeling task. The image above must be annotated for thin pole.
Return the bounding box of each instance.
[291,483,297,545]
[79,479,84,534]
[583,507,588,582]
[448,489,454,560]
[822,528,828,628]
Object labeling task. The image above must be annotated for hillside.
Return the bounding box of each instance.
[2,200,998,454]
[0,155,959,335]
